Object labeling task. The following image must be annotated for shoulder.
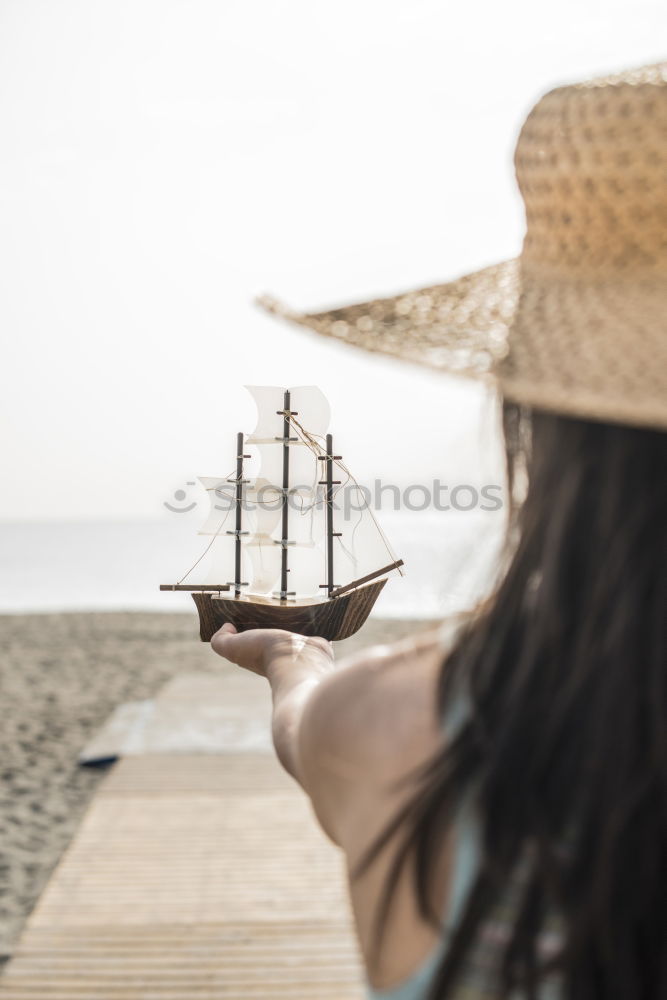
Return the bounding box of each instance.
[295,625,451,846]
[303,627,446,759]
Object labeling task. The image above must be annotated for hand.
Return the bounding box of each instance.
[210,622,334,680]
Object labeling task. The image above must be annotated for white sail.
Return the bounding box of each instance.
[245,478,283,536]
[201,533,243,587]
[280,492,327,596]
[197,476,236,536]
[197,475,283,537]
[241,386,327,597]
[250,442,319,502]
[245,385,330,444]
[328,489,398,591]
[244,536,282,594]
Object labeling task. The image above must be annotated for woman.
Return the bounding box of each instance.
[213,61,667,998]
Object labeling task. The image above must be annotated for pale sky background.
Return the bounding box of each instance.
[0,0,665,522]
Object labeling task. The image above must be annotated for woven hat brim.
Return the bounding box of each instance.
[497,272,667,431]
[256,259,520,381]
[257,257,667,431]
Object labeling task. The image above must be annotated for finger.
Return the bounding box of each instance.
[210,629,269,677]
[210,622,238,657]
[214,622,237,637]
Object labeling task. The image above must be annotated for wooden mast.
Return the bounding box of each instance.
[318,433,342,597]
[276,390,297,600]
[227,431,250,597]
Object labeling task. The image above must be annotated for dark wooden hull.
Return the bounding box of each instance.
[191,578,387,642]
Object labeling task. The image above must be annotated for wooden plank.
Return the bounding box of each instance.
[0,754,365,999]
[98,753,293,796]
[78,671,275,763]
[29,793,351,926]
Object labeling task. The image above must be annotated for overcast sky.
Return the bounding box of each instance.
[1,0,665,520]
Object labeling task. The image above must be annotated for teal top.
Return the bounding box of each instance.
[366,806,479,998]
[365,673,564,1000]
[365,683,479,1000]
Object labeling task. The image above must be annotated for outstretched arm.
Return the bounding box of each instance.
[211,623,444,848]
[212,623,336,784]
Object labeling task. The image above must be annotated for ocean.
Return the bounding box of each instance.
[0,510,506,620]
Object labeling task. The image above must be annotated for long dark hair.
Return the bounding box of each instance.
[353,400,667,998]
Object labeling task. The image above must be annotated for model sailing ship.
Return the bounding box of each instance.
[161,386,403,641]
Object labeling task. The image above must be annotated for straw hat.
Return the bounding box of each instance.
[258,62,667,431]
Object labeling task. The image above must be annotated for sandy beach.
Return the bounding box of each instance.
[0,611,437,967]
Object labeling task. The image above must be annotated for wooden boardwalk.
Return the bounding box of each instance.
[0,673,366,999]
